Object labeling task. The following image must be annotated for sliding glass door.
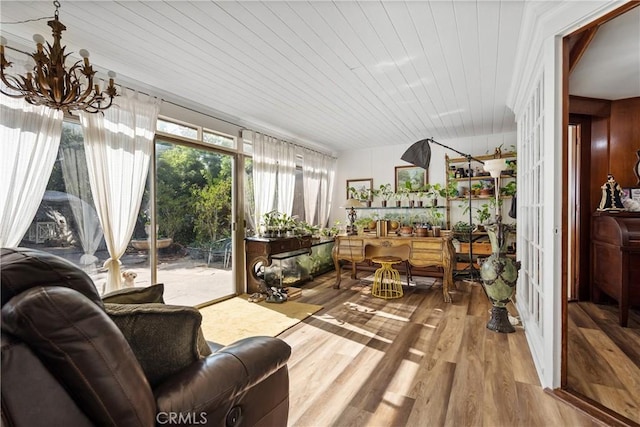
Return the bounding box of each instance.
[149,140,235,306]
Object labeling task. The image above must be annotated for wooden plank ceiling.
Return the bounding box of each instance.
[1,1,526,152]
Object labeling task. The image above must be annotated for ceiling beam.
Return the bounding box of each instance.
[568,27,598,75]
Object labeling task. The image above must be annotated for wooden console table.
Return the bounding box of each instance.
[245,235,312,294]
[332,235,456,302]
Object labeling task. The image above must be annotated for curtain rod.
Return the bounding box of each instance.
[105,81,337,160]
[242,128,337,160]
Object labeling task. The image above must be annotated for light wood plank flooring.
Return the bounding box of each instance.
[567,301,640,424]
[279,271,606,427]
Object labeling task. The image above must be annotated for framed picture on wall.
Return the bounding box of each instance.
[346,178,373,201]
[395,166,427,192]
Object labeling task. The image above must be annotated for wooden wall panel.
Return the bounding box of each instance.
[590,116,610,213]
[609,97,640,188]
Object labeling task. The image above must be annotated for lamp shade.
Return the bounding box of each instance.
[344,198,364,208]
[401,139,431,169]
[484,158,507,178]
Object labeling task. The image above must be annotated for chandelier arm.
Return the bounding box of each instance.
[0,72,27,95]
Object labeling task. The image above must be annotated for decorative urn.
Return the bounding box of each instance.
[479,223,520,333]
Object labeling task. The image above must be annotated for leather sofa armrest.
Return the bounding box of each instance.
[154,337,291,414]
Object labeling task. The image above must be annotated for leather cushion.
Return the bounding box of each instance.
[105,302,212,387]
[0,247,102,308]
[1,286,156,426]
[1,332,94,427]
[102,283,165,304]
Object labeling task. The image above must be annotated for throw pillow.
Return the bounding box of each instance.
[102,283,165,304]
[104,302,211,387]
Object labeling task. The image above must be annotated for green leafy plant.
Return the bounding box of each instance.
[378,183,394,201]
[500,180,517,197]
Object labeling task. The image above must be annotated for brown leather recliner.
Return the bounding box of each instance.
[1,247,291,427]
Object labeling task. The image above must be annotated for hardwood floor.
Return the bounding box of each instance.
[567,301,640,425]
[279,271,606,427]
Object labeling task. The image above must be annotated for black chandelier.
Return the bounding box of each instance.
[0,0,117,113]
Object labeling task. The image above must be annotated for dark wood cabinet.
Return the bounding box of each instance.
[591,211,640,326]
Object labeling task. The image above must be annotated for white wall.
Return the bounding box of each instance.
[330,132,517,226]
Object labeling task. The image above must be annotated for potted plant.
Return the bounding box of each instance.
[471,181,484,196]
[483,180,496,196]
[500,180,517,197]
[354,217,372,235]
[474,203,492,230]
[261,210,280,237]
[424,182,449,206]
[378,183,394,207]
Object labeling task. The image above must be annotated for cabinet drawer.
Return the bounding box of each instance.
[412,240,443,251]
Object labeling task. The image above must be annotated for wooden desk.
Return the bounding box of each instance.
[332,234,456,302]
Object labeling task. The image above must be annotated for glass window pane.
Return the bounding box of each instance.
[155,141,234,305]
[157,118,197,139]
[203,130,235,149]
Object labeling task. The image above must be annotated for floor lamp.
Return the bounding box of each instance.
[402,138,485,281]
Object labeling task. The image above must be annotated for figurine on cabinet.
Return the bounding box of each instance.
[598,174,625,211]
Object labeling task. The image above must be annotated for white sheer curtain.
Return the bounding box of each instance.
[252,133,278,229]
[80,90,160,292]
[276,140,296,216]
[302,150,322,225]
[319,156,337,228]
[0,94,63,247]
[60,144,104,270]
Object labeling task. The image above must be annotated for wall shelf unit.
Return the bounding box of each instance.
[445,150,517,270]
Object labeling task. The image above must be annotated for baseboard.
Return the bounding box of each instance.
[547,388,639,427]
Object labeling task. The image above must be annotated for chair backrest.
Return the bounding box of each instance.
[1,247,103,308]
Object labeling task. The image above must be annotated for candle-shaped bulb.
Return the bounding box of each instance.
[79,49,90,66]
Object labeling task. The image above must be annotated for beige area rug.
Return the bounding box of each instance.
[199,294,322,345]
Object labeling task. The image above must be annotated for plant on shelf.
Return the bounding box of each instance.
[261,210,280,237]
[423,182,454,206]
[426,208,444,228]
[378,183,394,207]
[349,186,374,207]
[402,180,420,207]
[297,220,319,237]
[452,221,474,242]
[471,181,484,196]
[354,217,373,235]
[500,180,517,197]
[475,203,492,228]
